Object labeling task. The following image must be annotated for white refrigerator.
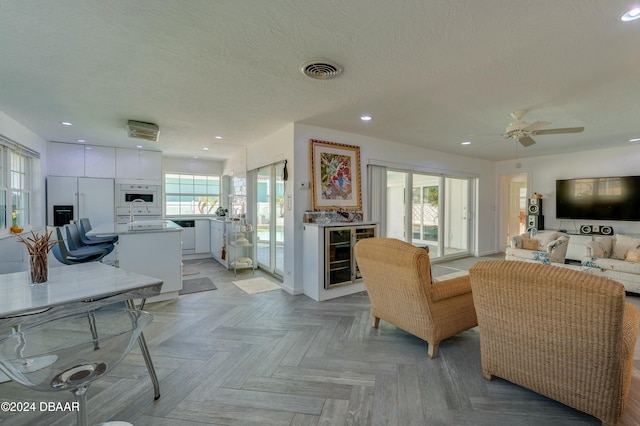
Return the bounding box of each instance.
[46,176,115,227]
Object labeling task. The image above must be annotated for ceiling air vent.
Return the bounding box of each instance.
[127,120,159,142]
[300,58,343,80]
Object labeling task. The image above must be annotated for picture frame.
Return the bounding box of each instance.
[309,139,362,211]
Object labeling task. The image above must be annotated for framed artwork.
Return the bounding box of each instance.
[309,139,362,211]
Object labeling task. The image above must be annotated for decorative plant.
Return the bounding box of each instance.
[16,230,58,283]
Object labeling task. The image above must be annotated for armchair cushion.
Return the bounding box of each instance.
[582,256,640,275]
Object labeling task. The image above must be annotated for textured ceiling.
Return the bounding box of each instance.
[1,0,639,162]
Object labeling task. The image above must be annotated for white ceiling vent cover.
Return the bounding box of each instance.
[300,58,343,80]
[127,120,159,142]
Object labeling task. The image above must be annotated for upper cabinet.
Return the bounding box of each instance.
[48,142,85,176]
[47,142,161,181]
[84,145,116,178]
[116,148,162,181]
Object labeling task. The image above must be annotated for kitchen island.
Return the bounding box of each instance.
[88,220,183,302]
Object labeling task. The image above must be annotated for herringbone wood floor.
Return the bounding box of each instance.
[1,256,639,426]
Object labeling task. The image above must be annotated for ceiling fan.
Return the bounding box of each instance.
[503,110,584,147]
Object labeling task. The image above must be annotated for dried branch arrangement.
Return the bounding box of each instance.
[16,230,58,283]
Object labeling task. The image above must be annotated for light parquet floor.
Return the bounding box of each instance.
[1,255,639,426]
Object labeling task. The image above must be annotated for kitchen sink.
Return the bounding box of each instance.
[127,219,171,230]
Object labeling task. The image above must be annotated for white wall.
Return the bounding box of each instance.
[0,111,48,273]
[163,156,224,175]
[496,144,640,236]
[283,123,497,296]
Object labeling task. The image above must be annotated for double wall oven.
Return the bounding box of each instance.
[116,182,162,223]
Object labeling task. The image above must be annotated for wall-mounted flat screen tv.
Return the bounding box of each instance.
[556,176,640,221]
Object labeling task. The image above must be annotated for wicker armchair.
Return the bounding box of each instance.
[354,238,477,358]
[469,260,640,426]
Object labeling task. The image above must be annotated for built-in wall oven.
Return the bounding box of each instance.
[116,183,162,223]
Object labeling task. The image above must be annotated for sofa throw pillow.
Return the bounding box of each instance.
[625,248,640,263]
[521,237,538,250]
[593,236,613,258]
[612,234,640,260]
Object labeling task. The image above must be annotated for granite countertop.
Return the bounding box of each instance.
[87,220,183,236]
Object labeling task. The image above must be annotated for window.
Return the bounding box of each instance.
[0,138,33,232]
[164,173,220,216]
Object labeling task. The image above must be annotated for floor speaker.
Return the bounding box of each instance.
[528,199,542,215]
[527,215,544,230]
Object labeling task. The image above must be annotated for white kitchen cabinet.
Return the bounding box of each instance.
[48,141,116,178]
[195,219,211,254]
[116,148,162,180]
[115,228,183,303]
[210,219,227,266]
[84,145,116,178]
[48,142,84,177]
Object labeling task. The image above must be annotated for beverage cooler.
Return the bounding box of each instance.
[325,225,376,289]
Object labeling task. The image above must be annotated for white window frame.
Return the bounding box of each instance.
[0,135,37,234]
[164,173,221,216]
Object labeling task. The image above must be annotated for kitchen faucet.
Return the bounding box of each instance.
[129,198,150,223]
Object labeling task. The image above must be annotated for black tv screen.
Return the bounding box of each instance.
[556,176,640,221]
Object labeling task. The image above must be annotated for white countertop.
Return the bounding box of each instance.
[87,219,183,236]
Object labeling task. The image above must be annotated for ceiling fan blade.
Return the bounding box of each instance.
[533,126,584,135]
[522,120,551,132]
[518,136,536,147]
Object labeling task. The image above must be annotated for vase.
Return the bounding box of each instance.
[29,253,48,284]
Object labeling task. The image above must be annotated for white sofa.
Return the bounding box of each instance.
[505,231,570,265]
[581,234,640,294]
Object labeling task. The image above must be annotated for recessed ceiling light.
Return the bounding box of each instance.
[203,147,209,151]
[461,141,471,145]
[620,7,640,21]
[215,136,223,139]
[193,155,199,159]
[61,121,72,126]
[136,145,143,149]
[77,139,85,143]
[361,115,372,121]
[629,137,640,142]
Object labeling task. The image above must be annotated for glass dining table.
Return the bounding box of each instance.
[0,262,163,400]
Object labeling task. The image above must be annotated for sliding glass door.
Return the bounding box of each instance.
[255,162,285,277]
[386,170,471,259]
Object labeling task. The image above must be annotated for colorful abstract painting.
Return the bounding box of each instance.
[310,139,361,210]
